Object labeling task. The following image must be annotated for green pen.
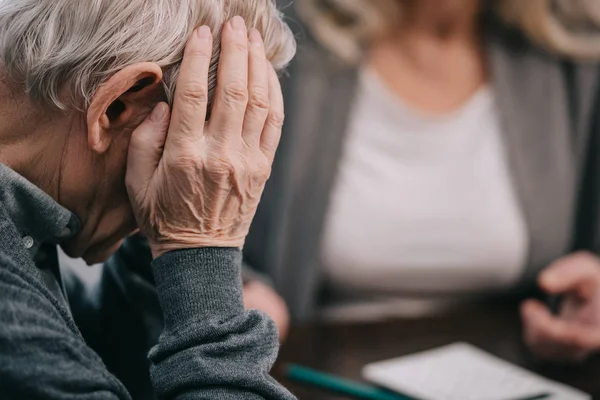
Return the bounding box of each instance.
[509,395,551,400]
[284,364,413,400]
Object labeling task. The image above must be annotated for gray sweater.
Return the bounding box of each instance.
[0,163,295,399]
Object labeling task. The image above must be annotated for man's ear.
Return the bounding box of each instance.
[87,62,164,154]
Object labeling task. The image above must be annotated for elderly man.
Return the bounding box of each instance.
[0,0,296,398]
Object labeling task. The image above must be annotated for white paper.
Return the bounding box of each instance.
[362,343,590,400]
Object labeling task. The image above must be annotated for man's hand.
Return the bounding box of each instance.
[126,18,284,258]
[521,251,600,362]
[243,281,290,342]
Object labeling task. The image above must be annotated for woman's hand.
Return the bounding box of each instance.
[125,18,284,258]
[521,252,600,362]
[243,281,290,342]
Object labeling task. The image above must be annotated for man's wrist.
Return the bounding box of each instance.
[149,238,245,259]
[152,247,245,330]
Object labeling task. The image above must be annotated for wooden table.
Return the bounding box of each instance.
[276,302,600,399]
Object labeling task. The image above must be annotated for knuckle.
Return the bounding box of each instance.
[267,111,285,129]
[257,166,272,181]
[186,48,212,61]
[204,155,234,176]
[222,83,249,106]
[178,83,209,106]
[230,40,248,54]
[171,152,199,170]
[251,159,272,181]
[247,91,270,113]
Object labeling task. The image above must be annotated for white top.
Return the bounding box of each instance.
[320,69,529,320]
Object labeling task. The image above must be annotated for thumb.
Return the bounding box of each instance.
[126,102,170,197]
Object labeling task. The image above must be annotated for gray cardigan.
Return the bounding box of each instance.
[243,13,600,321]
[0,163,294,399]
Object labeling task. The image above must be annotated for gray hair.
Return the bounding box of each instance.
[0,0,296,110]
[296,0,600,63]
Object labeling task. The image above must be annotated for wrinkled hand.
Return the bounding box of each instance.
[126,19,284,258]
[243,281,290,342]
[521,251,600,362]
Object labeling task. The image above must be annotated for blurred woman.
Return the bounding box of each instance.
[244,0,600,361]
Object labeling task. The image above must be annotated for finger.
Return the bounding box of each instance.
[208,16,249,143]
[126,103,170,197]
[521,299,564,351]
[242,29,270,148]
[166,26,212,150]
[521,300,579,360]
[260,64,284,160]
[540,251,600,297]
[522,299,600,353]
[521,299,556,338]
[521,299,571,343]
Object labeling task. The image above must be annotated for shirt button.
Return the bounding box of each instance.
[22,236,34,249]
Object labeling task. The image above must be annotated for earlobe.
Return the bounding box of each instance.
[87,62,163,154]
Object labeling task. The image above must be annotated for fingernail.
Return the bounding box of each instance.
[249,28,263,45]
[196,25,211,41]
[149,103,167,122]
[231,16,246,32]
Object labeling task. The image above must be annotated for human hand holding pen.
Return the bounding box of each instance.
[521,251,600,362]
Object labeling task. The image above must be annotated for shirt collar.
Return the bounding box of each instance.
[0,163,80,255]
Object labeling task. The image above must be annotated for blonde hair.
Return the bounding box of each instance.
[296,0,600,63]
[0,0,296,110]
